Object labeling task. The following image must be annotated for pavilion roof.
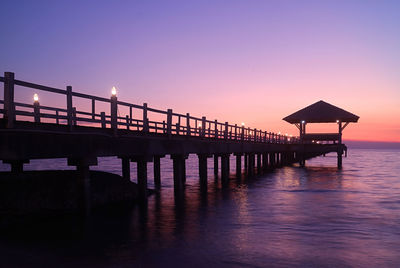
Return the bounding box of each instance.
[282,100,360,124]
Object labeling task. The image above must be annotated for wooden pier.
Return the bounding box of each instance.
[0,72,358,207]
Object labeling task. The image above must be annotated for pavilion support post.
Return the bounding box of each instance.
[338,121,343,169]
[337,150,343,169]
[221,154,230,185]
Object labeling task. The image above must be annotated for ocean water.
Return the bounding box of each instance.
[1,149,400,267]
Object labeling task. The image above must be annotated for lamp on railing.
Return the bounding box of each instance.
[33,93,40,123]
[111,86,117,96]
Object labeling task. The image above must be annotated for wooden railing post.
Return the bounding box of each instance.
[4,72,15,128]
[33,99,40,123]
[110,94,118,130]
[143,103,149,132]
[224,122,228,140]
[129,106,133,124]
[176,115,181,135]
[186,113,191,136]
[234,124,237,140]
[241,125,244,140]
[56,110,59,124]
[72,107,77,126]
[101,112,106,128]
[201,116,206,137]
[66,86,73,128]
[254,128,257,142]
[214,120,218,138]
[126,115,130,130]
[91,99,95,120]
[167,109,172,136]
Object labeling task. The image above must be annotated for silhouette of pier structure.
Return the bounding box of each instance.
[0,72,359,207]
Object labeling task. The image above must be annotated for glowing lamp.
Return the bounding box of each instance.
[278,131,281,135]
[301,120,305,124]
[111,86,117,96]
[336,120,340,123]
[241,122,245,126]
[33,93,39,102]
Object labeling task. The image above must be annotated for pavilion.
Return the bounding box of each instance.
[283,100,359,168]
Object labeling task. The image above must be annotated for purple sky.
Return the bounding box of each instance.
[1,0,400,141]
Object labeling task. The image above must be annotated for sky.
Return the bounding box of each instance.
[1,0,399,142]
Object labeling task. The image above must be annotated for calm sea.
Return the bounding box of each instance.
[1,148,400,267]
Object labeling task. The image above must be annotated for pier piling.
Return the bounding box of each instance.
[198,154,208,189]
[153,156,162,188]
[214,155,219,176]
[221,154,230,185]
[172,155,186,196]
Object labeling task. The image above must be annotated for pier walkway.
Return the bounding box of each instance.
[0,72,352,208]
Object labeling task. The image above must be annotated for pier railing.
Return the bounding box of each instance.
[0,72,298,144]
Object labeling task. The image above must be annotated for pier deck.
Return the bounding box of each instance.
[0,72,347,208]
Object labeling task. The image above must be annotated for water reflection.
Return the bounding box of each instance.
[1,150,400,267]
